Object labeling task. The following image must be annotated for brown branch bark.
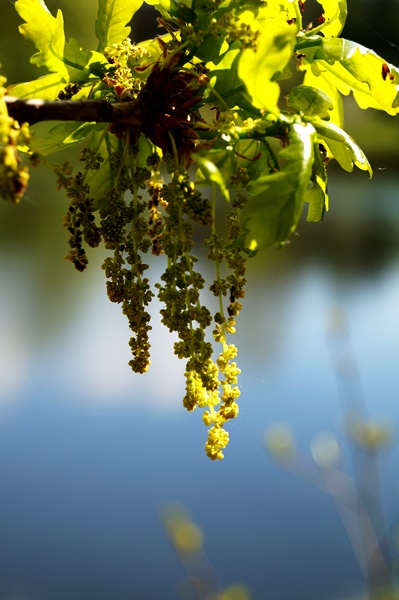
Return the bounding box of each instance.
[4,95,145,127]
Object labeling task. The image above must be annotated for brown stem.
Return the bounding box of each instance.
[4,95,145,127]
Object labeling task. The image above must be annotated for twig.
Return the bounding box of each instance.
[4,95,144,127]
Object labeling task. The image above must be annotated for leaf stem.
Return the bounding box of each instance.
[211,184,227,352]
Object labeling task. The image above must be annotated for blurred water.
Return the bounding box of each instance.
[1,171,399,599]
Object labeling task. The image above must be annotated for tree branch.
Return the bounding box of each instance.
[4,95,144,128]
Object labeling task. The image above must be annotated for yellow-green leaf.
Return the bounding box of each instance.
[305,143,329,222]
[9,73,65,100]
[313,0,347,38]
[286,85,333,119]
[86,129,122,208]
[240,122,315,251]
[195,146,236,201]
[303,66,344,127]
[207,45,244,109]
[15,0,68,77]
[96,0,144,53]
[302,38,399,116]
[314,119,372,175]
[29,122,102,155]
[144,0,191,9]
[238,18,297,115]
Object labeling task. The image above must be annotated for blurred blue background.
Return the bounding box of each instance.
[1,1,399,599]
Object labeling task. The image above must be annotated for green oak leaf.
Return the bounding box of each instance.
[239,121,316,251]
[305,143,329,222]
[63,40,109,83]
[235,139,274,181]
[144,0,192,19]
[303,67,344,127]
[195,146,236,201]
[29,122,104,155]
[86,129,122,208]
[194,33,227,63]
[9,73,65,100]
[313,119,372,175]
[14,1,109,87]
[305,182,325,222]
[312,0,347,38]
[206,44,248,110]
[15,0,68,77]
[286,85,333,120]
[300,38,399,116]
[238,17,296,114]
[96,0,144,53]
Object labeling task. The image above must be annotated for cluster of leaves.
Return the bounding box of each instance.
[1,0,399,458]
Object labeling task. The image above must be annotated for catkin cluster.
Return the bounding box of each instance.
[0,76,30,203]
[57,129,248,459]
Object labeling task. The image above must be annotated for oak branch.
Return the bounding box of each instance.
[4,96,144,127]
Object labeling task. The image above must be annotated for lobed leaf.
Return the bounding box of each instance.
[63,40,109,83]
[14,1,110,90]
[313,0,347,38]
[239,121,316,251]
[238,17,297,115]
[96,0,144,53]
[313,119,372,175]
[300,38,399,116]
[14,0,68,77]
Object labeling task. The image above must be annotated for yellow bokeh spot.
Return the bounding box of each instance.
[350,420,392,452]
[162,506,204,554]
[264,423,295,458]
[248,239,258,251]
[211,584,252,600]
[172,521,203,553]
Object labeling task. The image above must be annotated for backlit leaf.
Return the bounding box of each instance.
[313,119,372,175]
[194,33,227,63]
[206,44,249,110]
[144,0,192,14]
[240,122,315,251]
[300,38,399,116]
[195,146,236,201]
[286,85,333,119]
[29,122,103,155]
[9,73,65,100]
[305,143,328,222]
[238,17,297,114]
[63,40,109,83]
[303,67,344,127]
[96,0,144,53]
[86,129,122,208]
[236,139,274,182]
[305,181,325,222]
[14,0,68,77]
[313,0,347,38]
